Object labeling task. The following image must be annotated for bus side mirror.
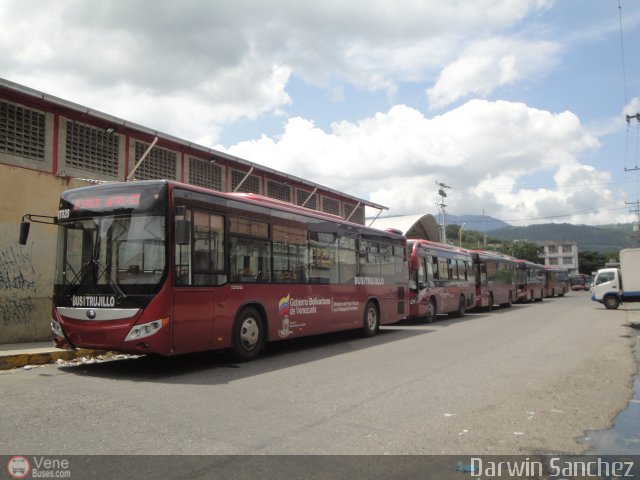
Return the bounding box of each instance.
[175,220,191,245]
[19,221,30,245]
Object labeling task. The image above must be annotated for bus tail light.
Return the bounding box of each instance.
[125,317,169,342]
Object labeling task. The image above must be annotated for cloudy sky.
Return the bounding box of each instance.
[2,0,640,227]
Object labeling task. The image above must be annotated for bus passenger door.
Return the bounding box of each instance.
[173,289,215,354]
[171,208,225,354]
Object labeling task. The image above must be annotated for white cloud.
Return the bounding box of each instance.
[427,38,562,109]
[219,99,625,225]
[1,0,630,227]
[0,0,555,139]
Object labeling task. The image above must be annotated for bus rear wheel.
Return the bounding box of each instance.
[231,306,265,361]
[426,298,436,323]
[362,301,379,337]
[501,291,513,308]
[450,296,465,318]
[487,293,494,312]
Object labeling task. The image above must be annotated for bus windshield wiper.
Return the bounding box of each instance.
[63,259,126,304]
[93,258,127,303]
[63,259,94,299]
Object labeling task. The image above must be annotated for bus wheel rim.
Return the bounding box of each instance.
[240,317,260,350]
[366,308,377,330]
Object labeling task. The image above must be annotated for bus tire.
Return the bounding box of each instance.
[450,295,465,317]
[362,301,380,337]
[231,306,265,361]
[487,293,494,312]
[426,298,436,323]
[604,296,621,310]
[500,291,513,308]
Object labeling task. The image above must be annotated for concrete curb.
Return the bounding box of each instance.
[0,348,106,370]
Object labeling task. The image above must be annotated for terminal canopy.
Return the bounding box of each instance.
[368,214,440,241]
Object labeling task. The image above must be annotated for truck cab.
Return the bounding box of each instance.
[591,268,622,309]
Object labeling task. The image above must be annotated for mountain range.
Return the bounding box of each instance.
[443,213,638,253]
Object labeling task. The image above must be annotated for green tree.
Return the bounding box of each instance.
[578,250,611,274]
[497,240,543,263]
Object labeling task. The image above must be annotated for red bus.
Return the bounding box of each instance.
[569,273,591,291]
[515,260,545,302]
[468,250,517,310]
[407,240,476,321]
[543,266,569,297]
[23,180,409,360]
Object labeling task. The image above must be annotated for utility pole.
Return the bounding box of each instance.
[626,113,640,172]
[626,112,640,243]
[436,181,451,243]
[628,200,640,245]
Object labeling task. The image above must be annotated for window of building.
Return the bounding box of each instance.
[549,257,559,265]
[296,189,317,210]
[65,121,119,177]
[344,203,365,224]
[548,245,558,254]
[230,169,261,194]
[562,257,574,265]
[562,244,573,253]
[133,141,177,180]
[267,180,292,203]
[188,157,222,191]
[0,101,46,161]
[322,197,340,216]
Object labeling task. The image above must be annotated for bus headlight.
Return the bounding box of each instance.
[51,318,64,337]
[124,317,169,342]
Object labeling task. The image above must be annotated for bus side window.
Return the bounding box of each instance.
[432,256,439,280]
[175,209,227,286]
[417,257,426,288]
[438,258,449,281]
[174,208,192,286]
[457,259,466,280]
[273,224,308,284]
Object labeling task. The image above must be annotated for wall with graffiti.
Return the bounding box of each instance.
[0,164,89,343]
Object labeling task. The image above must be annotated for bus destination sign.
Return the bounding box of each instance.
[72,193,141,210]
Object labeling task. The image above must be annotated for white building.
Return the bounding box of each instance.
[538,240,579,275]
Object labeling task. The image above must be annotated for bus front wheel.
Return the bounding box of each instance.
[232,306,265,361]
[362,301,380,337]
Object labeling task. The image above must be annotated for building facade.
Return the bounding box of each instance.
[0,78,386,343]
[538,240,579,275]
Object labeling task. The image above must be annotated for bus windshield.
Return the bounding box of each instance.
[55,213,166,300]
